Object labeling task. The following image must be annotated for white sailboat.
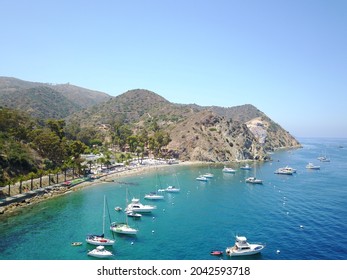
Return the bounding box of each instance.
[86,195,115,246]
[110,190,138,235]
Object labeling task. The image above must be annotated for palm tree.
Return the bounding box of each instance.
[18,175,24,194]
[28,172,35,190]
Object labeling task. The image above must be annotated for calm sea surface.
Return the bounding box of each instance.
[1,138,346,260]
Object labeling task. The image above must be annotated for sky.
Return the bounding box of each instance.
[1,0,346,138]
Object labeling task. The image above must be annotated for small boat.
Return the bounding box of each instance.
[274,167,293,175]
[226,235,265,257]
[245,177,263,184]
[110,222,138,235]
[306,162,320,170]
[202,173,214,178]
[196,175,208,181]
[126,211,142,218]
[318,156,330,162]
[164,186,180,193]
[222,166,236,173]
[114,206,122,211]
[87,245,113,258]
[240,164,252,170]
[283,166,297,173]
[144,192,164,200]
[71,242,82,246]
[125,198,157,213]
[210,250,223,256]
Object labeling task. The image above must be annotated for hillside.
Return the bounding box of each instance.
[0,77,110,119]
[0,77,300,162]
[67,89,301,161]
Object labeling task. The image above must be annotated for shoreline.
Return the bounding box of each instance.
[0,157,276,218]
[0,160,205,217]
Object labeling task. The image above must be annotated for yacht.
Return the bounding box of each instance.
[240,164,252,170]
[196,175,208,181]
[87,245,113,258]
[110,222,138,235]
[125,198,157,213]
[306,162,320,170]
[245,177,263,184]
[202,173,214,178]
[222,166,236,173]
[226,235,265,257]
[144,192,164,200]
[163,186,180,193]
[274,167,294,175]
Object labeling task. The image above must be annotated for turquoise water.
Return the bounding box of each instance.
[0,138,346,260]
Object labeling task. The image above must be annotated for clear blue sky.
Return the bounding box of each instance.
[1,0,346,138]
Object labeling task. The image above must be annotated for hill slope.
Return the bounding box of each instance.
[0,77,110,119]
[67,89,301,161]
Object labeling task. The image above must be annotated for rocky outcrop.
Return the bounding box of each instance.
[166,111,271,162]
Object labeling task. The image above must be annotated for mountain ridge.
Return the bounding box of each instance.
[0,77,301,161]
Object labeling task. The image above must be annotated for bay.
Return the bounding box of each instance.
[0,138,346,260]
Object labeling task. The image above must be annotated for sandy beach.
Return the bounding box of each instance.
[0,160,207,217]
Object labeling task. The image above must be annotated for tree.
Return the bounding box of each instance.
[32,129,65,167]
[46,119,66,140]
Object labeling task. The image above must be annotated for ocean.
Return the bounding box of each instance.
[0,137,346,260]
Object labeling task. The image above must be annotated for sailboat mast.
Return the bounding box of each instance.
[103,195,106,235]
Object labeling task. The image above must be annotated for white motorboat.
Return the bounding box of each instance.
[126,210,142,218]
[226,235,265,257]
[87,245,113,258]
[283,166,297,173]
[164,185,180,192]
[196,175,208,181]
[125,198,157,213]
[274,167,294,175]
[240,164,252,170]
[222,166,236,173]
[202,173,214,178]
[86,196,115,246]
[306,162,320,170]
[144,192,164,200]
[245,177,263,184]
[110,222,138,235]
[318,156,330,162]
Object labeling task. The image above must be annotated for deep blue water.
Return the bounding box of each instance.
[0,138,346,260]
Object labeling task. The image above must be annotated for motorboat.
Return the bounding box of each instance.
[144,192,164,200]
[245,177,263,184]
[110,222,138,235]
[274,167,294,175]
[87,245,113,258]
[114,206,122,211]
[125,198,157,213]
[196,175,208,181]
[306,162,320,170]
[86,196,115,246]
[318,156,330,162]
[240,164,252,170]
[71,242,82,246]
[202,173,214,178]
[86,234,115,246]
[126,210,142,218]
[226,235,265,257]
[164,186,180,193]
[283,166,297,173]
[223,166,236,173]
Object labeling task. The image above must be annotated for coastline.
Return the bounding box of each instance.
[0,160,203,217]
[0,154,283,217]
